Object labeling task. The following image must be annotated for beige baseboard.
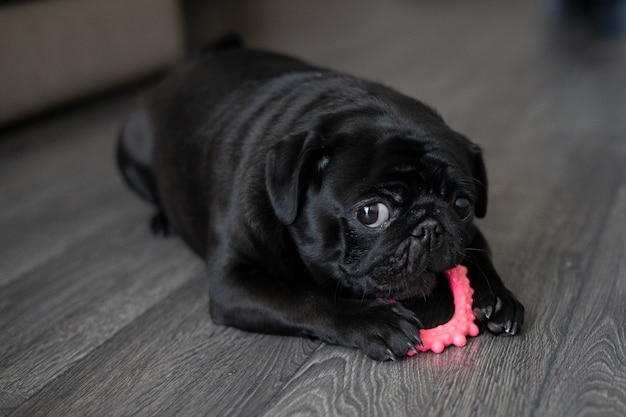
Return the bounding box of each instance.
[0,0,185,127]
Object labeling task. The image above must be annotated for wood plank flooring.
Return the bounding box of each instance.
[1,1,625,416]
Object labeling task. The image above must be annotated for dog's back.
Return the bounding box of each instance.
[116,38,324,253]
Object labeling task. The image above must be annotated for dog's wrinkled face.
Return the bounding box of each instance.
[266,113,487,300]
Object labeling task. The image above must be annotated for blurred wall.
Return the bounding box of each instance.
[0,0,185,127]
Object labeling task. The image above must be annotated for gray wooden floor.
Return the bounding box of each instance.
[1,1,625,416]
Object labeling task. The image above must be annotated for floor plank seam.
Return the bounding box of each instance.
[8,275,201,414]
[0,195,131,291]
[527,183,622,416]
[251,342,327,417]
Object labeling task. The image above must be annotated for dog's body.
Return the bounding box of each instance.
[118,39,523,360]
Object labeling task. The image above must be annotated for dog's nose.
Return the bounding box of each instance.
[412,219,444,245]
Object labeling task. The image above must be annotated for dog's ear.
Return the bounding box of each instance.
[469,143,488,218]
[266,132,321,225]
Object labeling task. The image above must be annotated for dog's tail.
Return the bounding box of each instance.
[213,32,244,50]
[194,33,244,58]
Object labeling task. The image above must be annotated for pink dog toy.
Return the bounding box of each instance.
[407,265,479,355]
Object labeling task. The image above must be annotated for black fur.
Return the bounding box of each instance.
[117,41,524,361]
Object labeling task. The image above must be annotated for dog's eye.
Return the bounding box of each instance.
[454,197,472,219]
[357,203,390,228]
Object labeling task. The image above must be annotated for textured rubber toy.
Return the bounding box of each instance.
[407,265,480,355]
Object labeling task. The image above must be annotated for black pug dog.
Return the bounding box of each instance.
[117,37,523,361]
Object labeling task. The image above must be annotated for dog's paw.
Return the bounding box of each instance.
[150,210,174,237]
[338,300,423,361]
[472,285,524,336]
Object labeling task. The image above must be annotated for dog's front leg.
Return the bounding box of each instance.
[207,260,423,361]
[463,227,525,335]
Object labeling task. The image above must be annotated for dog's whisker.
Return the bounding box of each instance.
[333,279,343,303]
[465,247,489,254]
[460,175,486,190]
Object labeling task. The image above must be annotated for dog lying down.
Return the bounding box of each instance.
[117,36,524,361]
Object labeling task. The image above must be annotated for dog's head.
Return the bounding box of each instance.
[266,97,487,300]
